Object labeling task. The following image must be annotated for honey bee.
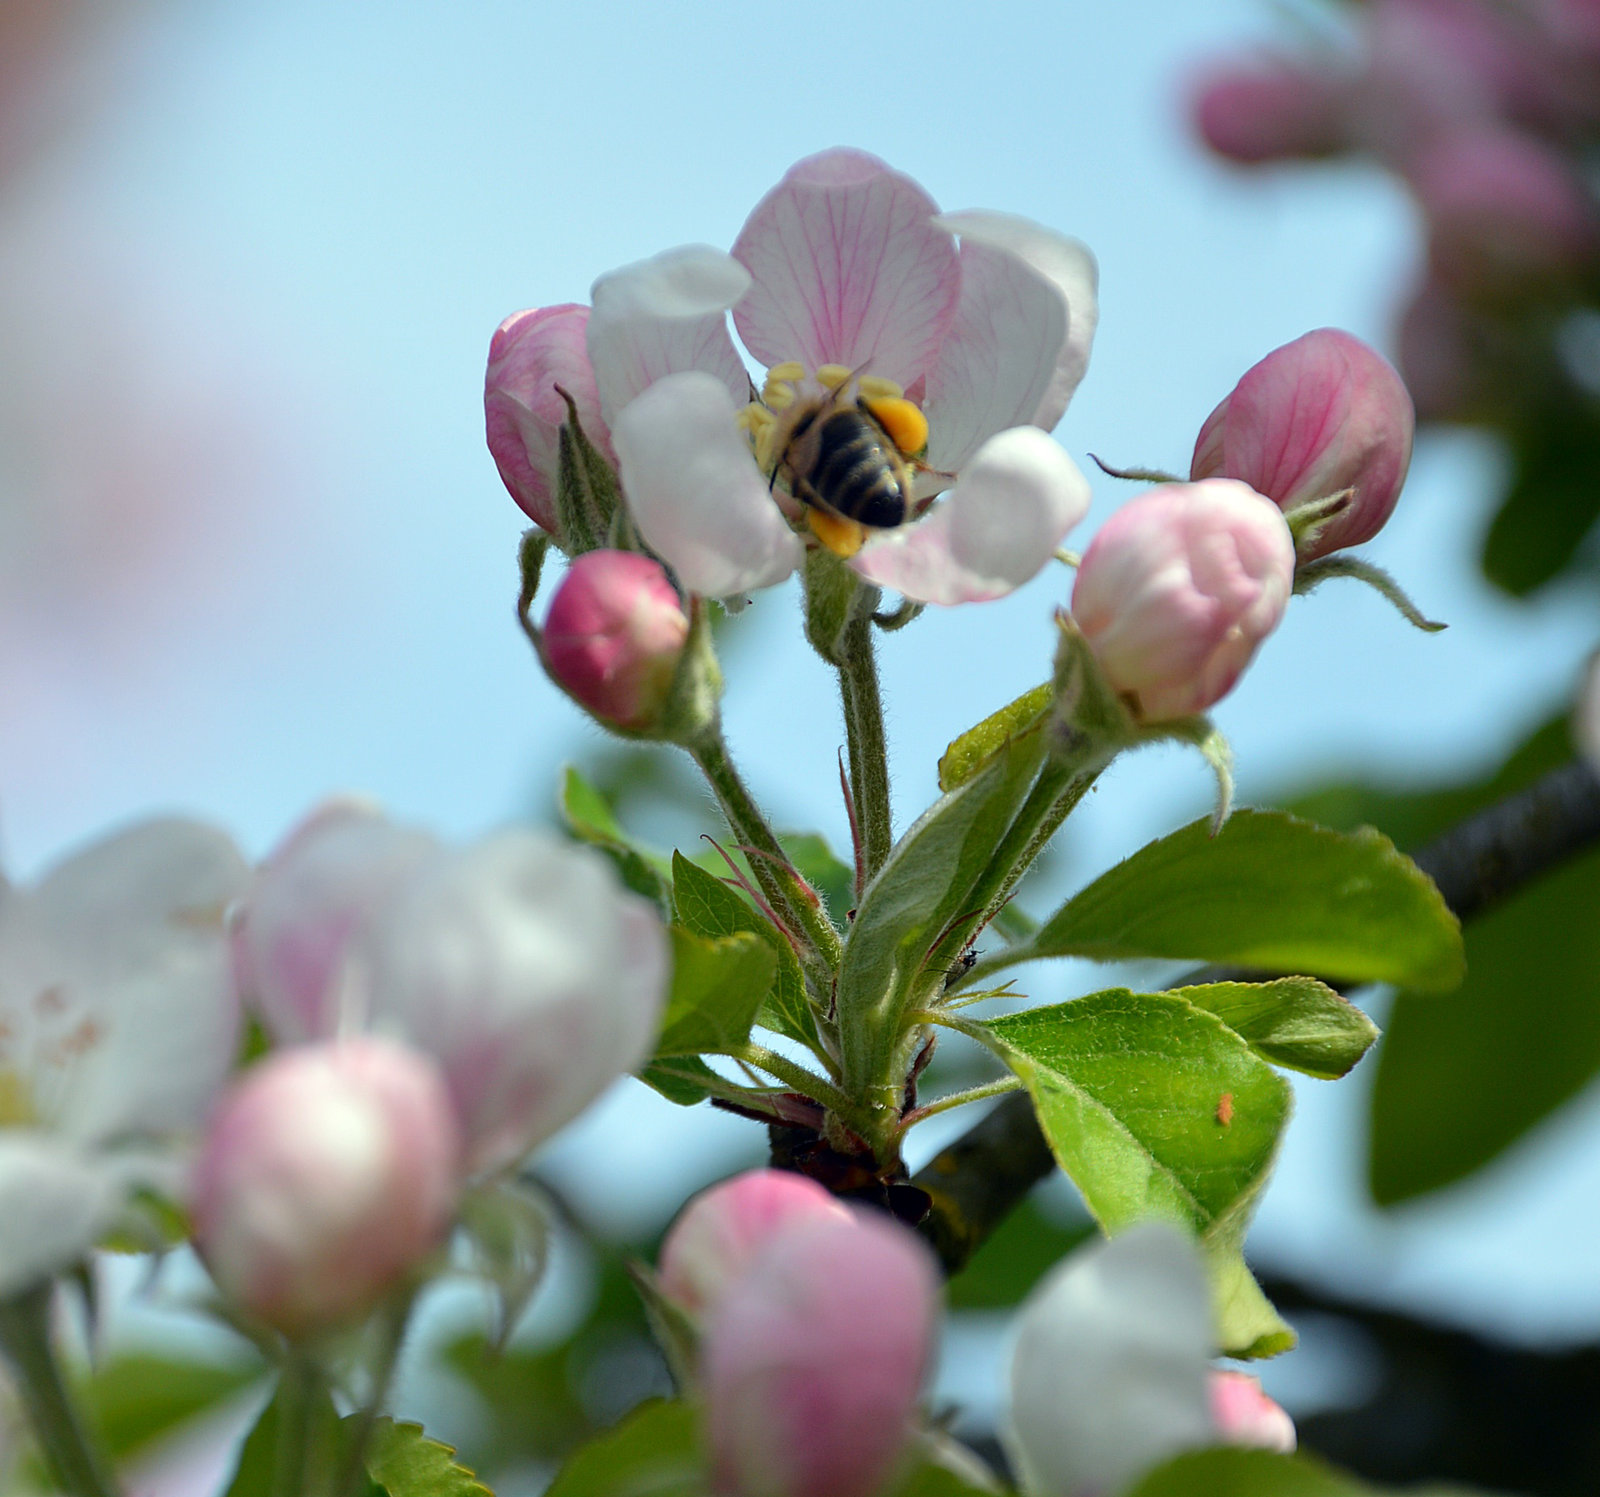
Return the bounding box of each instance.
[762,370,932,554]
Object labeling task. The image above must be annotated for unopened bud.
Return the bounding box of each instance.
[544,550,689,731]
[1072,480,1294,722]
[1209,1371,1297,1453]
[703,1210,938,1497]
[658,1169,852,1319]
[1191,329,1414,561]
[1191,59,1350,164]
[191,1038,461,1337]
[485,305,612,535]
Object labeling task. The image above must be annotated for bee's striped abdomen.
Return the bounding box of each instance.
[801,408,910,528]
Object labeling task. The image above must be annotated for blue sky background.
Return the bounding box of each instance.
[4,0,1600,1424]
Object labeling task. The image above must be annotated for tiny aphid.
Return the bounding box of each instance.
[1216,1092,1234,1127]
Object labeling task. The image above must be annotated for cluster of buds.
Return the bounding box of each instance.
[652,1175,1294,1497]
[190,800,669,1336]
[1191,0,1600,423]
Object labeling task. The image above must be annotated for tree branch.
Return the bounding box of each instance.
[910,756,1600,1274]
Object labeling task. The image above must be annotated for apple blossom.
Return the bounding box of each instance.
[495,148,1098,606]
[236,802,670,1176]
[657,1168,851,1319]
[542,549,689,731]
[1190,329,1414,561]
[485,303,613,536]
[0,818,248,1296]
[191,1036,460,1337]
[1072,480,1295,722]
[701,1209,938,1497]
[1191,59,1352,164]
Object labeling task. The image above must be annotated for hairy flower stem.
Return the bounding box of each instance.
[270,1354,319,1497]
[733,1043,869,1134]
[0,1283,118,1497]
[839,614,893,883]
[688,728,841,984]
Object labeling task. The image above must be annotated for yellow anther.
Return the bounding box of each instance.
[761,380,796,410]
[767,360,805,383]
[816,363,852,391]
[807,506,867,557]
[0,1070,34,1127]
[857,375,904,401]
[865,397,930,458]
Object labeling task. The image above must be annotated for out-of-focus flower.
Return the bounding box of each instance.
[1071,480,1295,722]
[0,819,248,1295]
[1007,1228,1299,1494]
[1191,59,1352,163]
[701,1209,938,1497]
[1209,1371,1296,1454]
[1576,650,1600,775]
[485,304,612,536]
[191,1036,460,1337]
[542,550,689,731]
[1191,329,1414,561]
[492,148,1098,605]
[234,802,670,1177]
[657,1168,851,1319]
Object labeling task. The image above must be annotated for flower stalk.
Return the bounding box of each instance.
[0,1281,119,1497]
[838,611,894,884]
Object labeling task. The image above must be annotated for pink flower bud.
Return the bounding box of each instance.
[658,1169,852,1318]
[1072,480,1295,722]
[703,1211,938,1497]
[544,550,688,731]
[1191,329,1414,560]
[232,800,438,1043]
[1209,1371,1297,1453]
[191,1038,461,1337]
[485,304,612,534]
[1191,59,1350,164]
[1412,128,1599,291]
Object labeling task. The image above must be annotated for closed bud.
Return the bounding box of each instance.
[1072,480,1294,722]
[1191,59,1350,164]
[1191,329,1414,561]
[1209,1371,1297,1454]
[543,550,689,732]
[485,305,612,535]
[191,1038,461,1338]
[703,1211,938,1497]
[658,1169,851,1319]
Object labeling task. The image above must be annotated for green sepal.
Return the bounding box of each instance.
[1090,454,1184,484]
[457,1175,553,1349]
[1144,715,1234,832]
[626,1261,700,1393]
[652,925,777,1058]
[1293,553,1446,632]
[517,527,553,622]
[803,546,877,666]
[1176,978,1380,1079]
[938,683,1052,792]
[553,394,622,555]
[1050,611,1138,756]
[1023,809,1465,992]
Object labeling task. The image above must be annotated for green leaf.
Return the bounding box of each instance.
[1370,843,1600,1202]
[1207,1246,1296,1359]
[1482,402,1600,596]
[638,1055,725,1107]
[544,1398,707,1497]
[1175,979,1380,1080]
[360,1418,492,1496]
[1128,1445,1489,1497]
[654,926,776,1058]
[838,723,1050,1093]
[978,990,1292,1357]
[458,1176,552,1348]
[671,851,817,1048]
[937,683,1052,792]
[1029,810,1464,992]
[81,1353,261,1459]
[781,830,856,929]
[560,766,672,906]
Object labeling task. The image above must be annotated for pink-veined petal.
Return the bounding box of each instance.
[851,427,1089,605]
[921,230,1068,474]
[587,246,751,427]
[933,211,1098,440]
[613,371,803,598]
[731,149,960,387]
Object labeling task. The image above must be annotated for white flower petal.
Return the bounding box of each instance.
[0,818,249,1144]
[1006,1223,1216,1497]
[731,148,961,387]
[360,831,669,1175]
[933,211,1098,441]
[0,1132,127,1296]
[851,428,1089,605]
[614,371,804,598]
[588,245,752,427]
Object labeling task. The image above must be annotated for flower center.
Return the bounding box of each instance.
[737,362,932,559]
